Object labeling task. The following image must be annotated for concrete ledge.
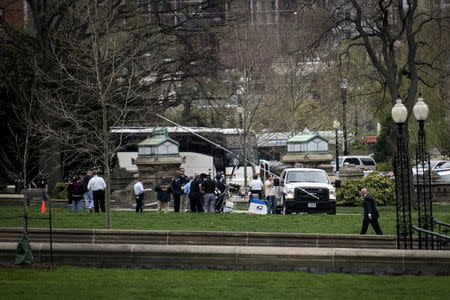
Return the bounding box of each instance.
[0,242,448,275]
[0,194,24,199]
[0,194,26,206]
[0,228,397,249]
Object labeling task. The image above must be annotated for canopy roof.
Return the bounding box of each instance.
[137,128,179,147]
[287,133,328,144]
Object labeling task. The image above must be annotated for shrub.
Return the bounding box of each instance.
[336,172,395,206]
[52,182,68,199]
[0,189,15,194]
[376,161,392,172]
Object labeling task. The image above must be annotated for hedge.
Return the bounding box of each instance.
[336,172,395,206]
[52,182,68,199]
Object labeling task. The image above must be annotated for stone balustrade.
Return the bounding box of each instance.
[0,242,448,275]
[0,227,396,249]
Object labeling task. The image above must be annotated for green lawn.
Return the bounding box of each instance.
[0,266,449,299]
[1,205,449,235]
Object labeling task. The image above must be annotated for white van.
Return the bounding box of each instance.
[331,155,377,172]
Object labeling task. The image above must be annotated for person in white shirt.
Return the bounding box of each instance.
[249,175,264,200]
[87,171,106,213]
[265,175,277,214]
[133,178,151,213]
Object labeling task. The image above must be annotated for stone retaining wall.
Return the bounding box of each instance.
[0,193,69,208]
[0,242,448,275]
[0,228,397,249]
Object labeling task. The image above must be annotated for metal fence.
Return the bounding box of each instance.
[412,219,450,251]
[0,200,54,266]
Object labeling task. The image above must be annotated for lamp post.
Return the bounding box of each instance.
[333,119,340,172]
[340,79,349,155]
[413,94,433,249]
[391,97,413,249]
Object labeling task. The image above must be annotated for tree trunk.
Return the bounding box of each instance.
[104,164,112,229]
[243,135,248,188]
[102,96,112,229]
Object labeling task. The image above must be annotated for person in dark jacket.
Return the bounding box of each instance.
[179,168,190,212]
[155,179,172,213]
[360,188,383,235]
[202,176,217,212]
[214,175,227,213]
[68,176,84,213]
[32,171,49,202]
[171,171,187,213]
[189,175,203,213]
[13,174,22,194]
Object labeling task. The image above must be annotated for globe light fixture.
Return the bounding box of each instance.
[391,97,408,123]
[340,79,348,90]
[332,119,340,129]
[413,94,429,121]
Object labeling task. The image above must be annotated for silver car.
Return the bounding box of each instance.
[438,170,450,182]
[331,155,377,173]
[412,160,448,175]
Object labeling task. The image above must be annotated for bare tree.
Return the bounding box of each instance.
[1,0,225,227]
[0,85,39,189]
[33,0,217,228]
[294,0,449,147]
[220,26,276,185]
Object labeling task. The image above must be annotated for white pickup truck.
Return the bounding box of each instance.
[278,168,336,214]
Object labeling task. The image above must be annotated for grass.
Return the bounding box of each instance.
[0,205,449,235]
[0,266,449,300]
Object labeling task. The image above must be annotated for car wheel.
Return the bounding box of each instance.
[327,203,336,215]
[283,198,291,215]
[275,206,282,214]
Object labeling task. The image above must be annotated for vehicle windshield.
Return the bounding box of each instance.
[437,162,450,169]
[286,171,329,184]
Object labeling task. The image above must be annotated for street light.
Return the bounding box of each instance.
[413,94,433,249]
[391,98,408,123]
[413,94,429,121]
[391,97,413,249]
[332,119,340,172]
[340,79,349,155]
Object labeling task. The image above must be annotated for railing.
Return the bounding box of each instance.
[412,220,449,250]
[0,200,54,266]
[433,218,450,250]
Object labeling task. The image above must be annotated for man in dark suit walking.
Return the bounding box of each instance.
[360,188,383,235]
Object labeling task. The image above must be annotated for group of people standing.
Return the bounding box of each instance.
[134,168,227,214]
[25,168,383,235]
[134,170,278,215]
[248,174,278,214]
[65,170,106,214]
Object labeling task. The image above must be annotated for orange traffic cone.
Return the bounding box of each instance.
[40,201,46,213]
